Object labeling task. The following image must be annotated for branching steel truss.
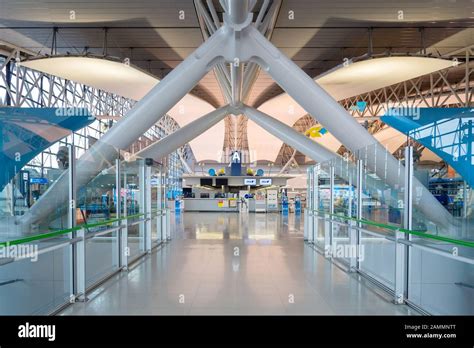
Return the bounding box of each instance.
[194,0,282,163]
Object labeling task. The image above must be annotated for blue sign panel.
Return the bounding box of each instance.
[30,177,48,185]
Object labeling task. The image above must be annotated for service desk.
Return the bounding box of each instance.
[184,198,239,212]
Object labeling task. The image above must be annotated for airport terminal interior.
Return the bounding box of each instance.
[0,0,473,316]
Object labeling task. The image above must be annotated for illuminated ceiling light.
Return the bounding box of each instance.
[22,55,158,101]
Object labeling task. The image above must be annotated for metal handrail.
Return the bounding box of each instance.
[0,210,167,247]
[311,209,474,248]
[313,213,474,265]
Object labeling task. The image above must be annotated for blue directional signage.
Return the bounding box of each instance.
[30,177,48,185]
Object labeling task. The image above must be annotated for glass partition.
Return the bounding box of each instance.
[0,241,72,315]
[305,139,474,314]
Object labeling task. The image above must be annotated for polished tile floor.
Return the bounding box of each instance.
[61,212,417,315]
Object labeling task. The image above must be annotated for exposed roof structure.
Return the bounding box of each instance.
[1,0,474,162]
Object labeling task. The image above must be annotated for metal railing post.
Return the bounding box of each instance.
[156,168,163,241]
[121,170,129,271]
[328,164,335,251]
[348,160,357,272]
[145,164,152,252]
[68,144,86,302]
[313,165,320,244]
[114,158,122,269]
[75,228,86,301]
[305,166,313,242]
[139,160,146,252]
[354,159,363,271]
[395,146,412,304]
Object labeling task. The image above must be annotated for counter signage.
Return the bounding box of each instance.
[244,178,257,185]
[259,178,272,186]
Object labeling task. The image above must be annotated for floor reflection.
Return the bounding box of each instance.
[173,212,304,241]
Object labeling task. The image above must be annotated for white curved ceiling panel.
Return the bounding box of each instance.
[316,56,454,101]
[252,56,454,162]
[21,56,223,162]
[21,56,158,101]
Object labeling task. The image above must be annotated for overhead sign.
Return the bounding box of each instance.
[231,151,241,163]
[30,177,48,185]
[259,178,272,186]
[244,178,256,185]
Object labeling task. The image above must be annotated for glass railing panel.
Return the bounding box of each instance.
[0,239,72,315]
[408,242,474,314]
[85,228,119,288]
[359,230,396,289]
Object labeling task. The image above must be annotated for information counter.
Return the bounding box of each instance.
[184,198,239,212]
